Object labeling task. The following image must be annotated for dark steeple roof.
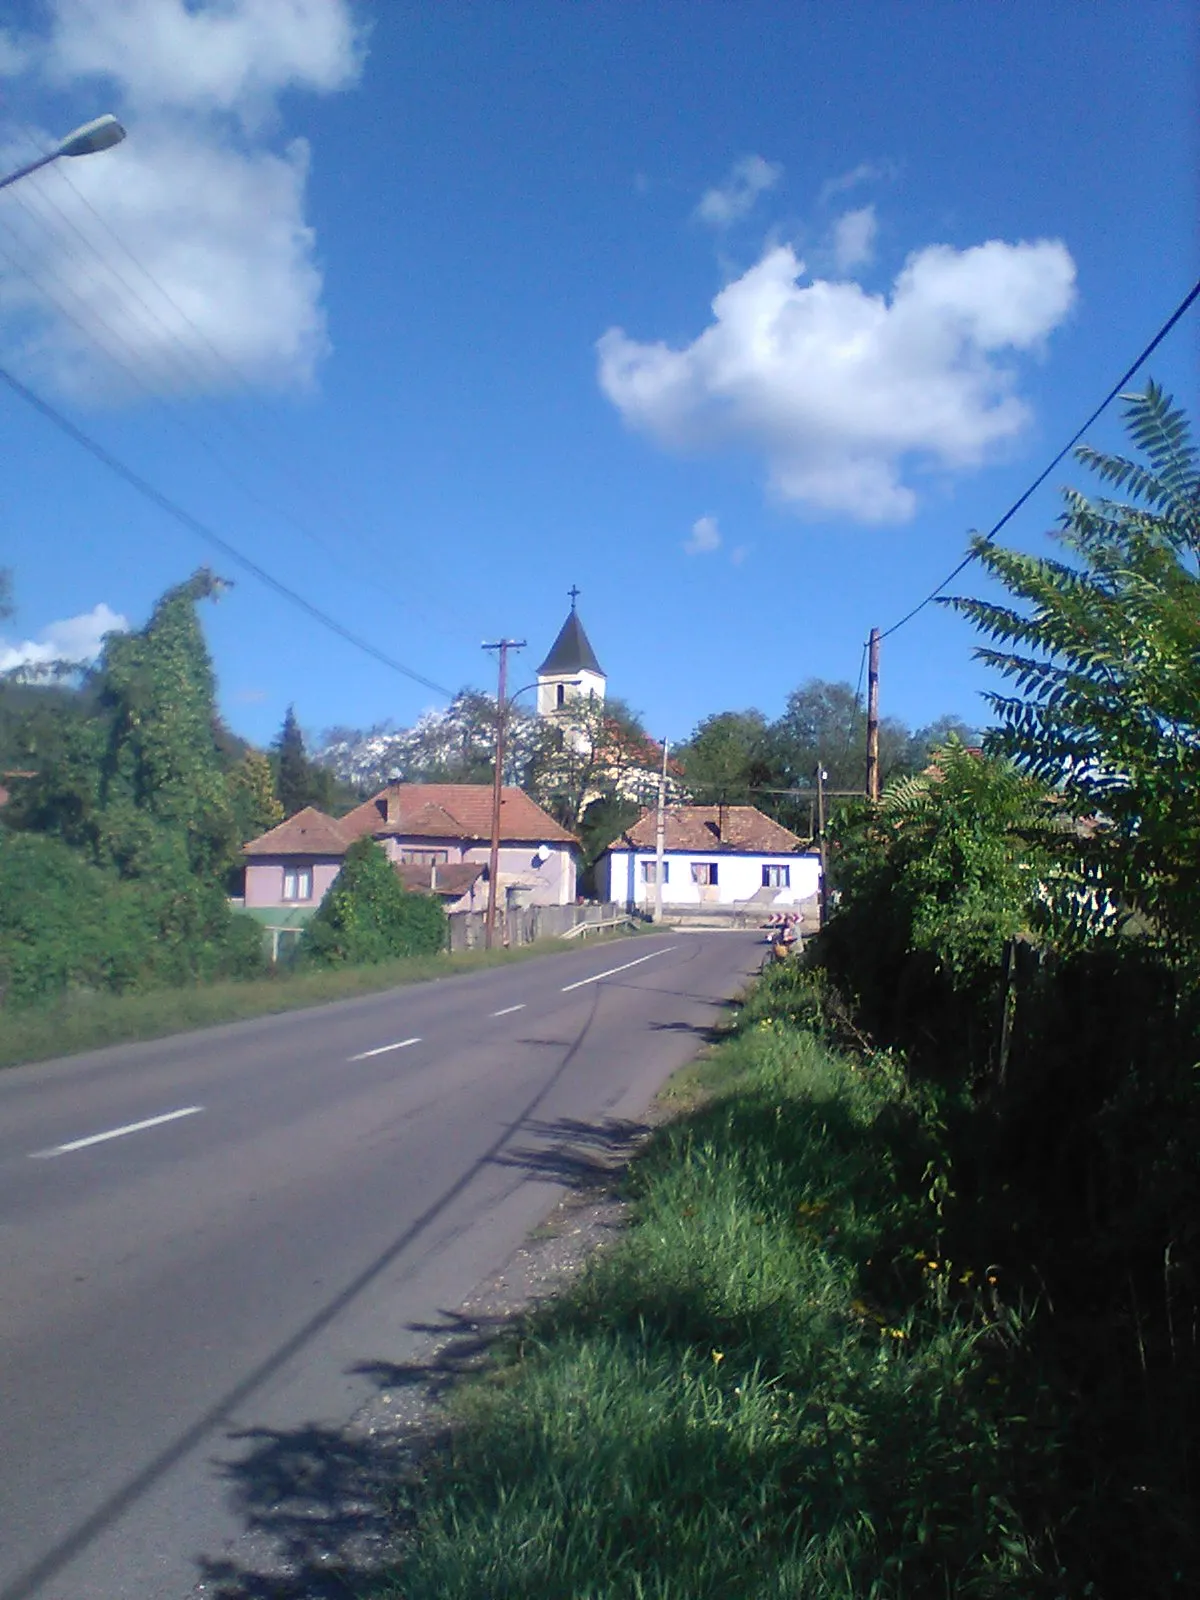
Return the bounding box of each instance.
[538,603,604,677]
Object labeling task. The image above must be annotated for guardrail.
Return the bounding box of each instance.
[559,914,642,939]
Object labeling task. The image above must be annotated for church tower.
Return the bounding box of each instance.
[536,587,606,717]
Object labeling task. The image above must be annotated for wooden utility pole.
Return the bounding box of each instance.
[815,763,829,929]
[865,627,881,801]
[483,638,525,949]
[653,738,669,923]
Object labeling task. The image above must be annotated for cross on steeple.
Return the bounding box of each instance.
[567,584,581,610]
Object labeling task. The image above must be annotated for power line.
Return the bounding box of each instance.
[879,273,1200,641]
[2,127,466,641]
[0,362,454,698]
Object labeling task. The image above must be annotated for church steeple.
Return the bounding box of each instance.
[536,588,606,715]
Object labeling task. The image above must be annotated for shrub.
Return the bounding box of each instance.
[302,837,446,966]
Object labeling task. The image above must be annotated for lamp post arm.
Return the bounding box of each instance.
[0,151,58,194]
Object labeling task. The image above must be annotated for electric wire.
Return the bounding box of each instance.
[0,361,454,697]
[879,273,1200,641]
[2,128,464,638]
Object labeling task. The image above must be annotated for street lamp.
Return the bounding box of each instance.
[0,114,126,194]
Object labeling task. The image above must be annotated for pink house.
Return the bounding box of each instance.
[242,783,579,916]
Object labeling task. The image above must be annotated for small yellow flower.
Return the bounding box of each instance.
[924,1260,940,1272]
[886,1328,908,1340]
[711,1349,725,1365]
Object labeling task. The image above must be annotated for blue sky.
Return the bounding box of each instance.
[1,0,1196,753]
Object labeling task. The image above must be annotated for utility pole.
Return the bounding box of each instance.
[483,638,525,950]
[653,738,669,923]
[815,762,829,929]
[865,627,881,802]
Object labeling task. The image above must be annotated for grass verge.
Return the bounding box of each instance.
[376,961,1056,1599]
[0,929,643,1070]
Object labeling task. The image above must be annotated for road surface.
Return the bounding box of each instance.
[0,930,761,1599]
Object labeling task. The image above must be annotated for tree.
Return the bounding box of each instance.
[527,695,657,831]
[948,382,1200,948]
[229,749,283,842]
[677,710,773,805]
[303,837,446,965]
[274,705,311,817]
[2,569,264,997]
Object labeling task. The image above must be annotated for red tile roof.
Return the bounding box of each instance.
[616,804,806,854]
[340,783,576,845]
[242,806,352,857]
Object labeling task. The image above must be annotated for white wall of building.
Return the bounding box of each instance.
[536,668,606,717]
[602,850,820,910]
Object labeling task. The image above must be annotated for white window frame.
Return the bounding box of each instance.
[282,864,313,902]
[691,861,719,886]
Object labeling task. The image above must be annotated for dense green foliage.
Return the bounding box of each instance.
[0,570,267,1009]
[272,703,339,816]
[302,837,446,966]
[676,683,977,835]
[814,385,1200,1594]
[951,382,1200,950]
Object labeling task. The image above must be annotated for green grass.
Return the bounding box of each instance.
[376,963,1054,1599]
[0,928,644,1070]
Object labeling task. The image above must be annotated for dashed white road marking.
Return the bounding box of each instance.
[349,1037,422,1062]
[491,1004,526,1017]
[30,1106,204,1159]
[560,947,677,993]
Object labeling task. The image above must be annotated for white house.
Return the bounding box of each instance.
[598,804,820,914]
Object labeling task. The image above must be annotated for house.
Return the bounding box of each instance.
[598,804,820,914]
[242,783,579,916]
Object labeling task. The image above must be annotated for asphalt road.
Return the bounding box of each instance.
[0,930,762,1599]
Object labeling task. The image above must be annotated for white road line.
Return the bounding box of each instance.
[30,1106,203,1159]
[491,1004,526,1017]
[348,1037,422,1062]
[560,946,677,993]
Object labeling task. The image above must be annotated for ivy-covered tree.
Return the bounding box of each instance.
[229,749,284,842]
[302,837,446,965]
[948,382,1200,949]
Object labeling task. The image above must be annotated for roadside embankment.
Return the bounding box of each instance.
[0,928,644,1070]
[378,960,1051,1598]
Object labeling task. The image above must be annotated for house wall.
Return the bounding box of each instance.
[602,850,820,911]
[247,838,577,912]
[244,856,344,909]
[460,842,576,905]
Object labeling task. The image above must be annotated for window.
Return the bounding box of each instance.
[762,864,790,888]
[556,682,566,708]
[282,865,313,901]
[691,861,719,886]
[641,859,669,884]
[400,848,448,866]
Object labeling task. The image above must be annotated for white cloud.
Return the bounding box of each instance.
[831,205,876,272]
[818,160,893,206]
[0,602,127,674]
[695,154,782,228]
[730,545,748,566]
[683,514,721,555]
[44,0,362,119]
[598,237,1077,524]
[0,0,364,402]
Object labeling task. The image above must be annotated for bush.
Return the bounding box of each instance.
[302,837,446,966]
[0,829,264,1010]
